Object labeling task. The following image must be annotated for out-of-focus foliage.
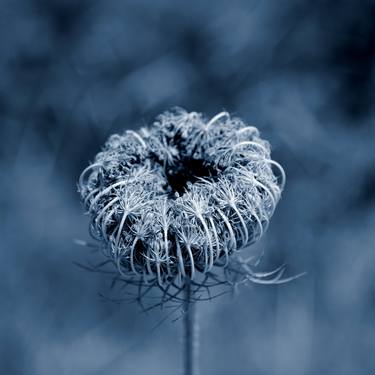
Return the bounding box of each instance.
[1,1,375,374]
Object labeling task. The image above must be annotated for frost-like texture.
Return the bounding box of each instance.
[79,108,286,303]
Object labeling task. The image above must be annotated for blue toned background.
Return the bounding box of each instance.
[1,1,375,374]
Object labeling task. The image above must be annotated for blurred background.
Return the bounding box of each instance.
[1,0,375,374]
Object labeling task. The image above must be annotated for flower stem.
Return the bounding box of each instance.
[184,280,199,375]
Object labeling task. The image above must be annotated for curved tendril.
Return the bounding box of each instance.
[84,187,100,209]
[185,242,196,280]
[101,207,116,242]
[248,210,264,244]
[216,207,237,251]
[231,141,268,157]
[117,255,129,279]
[79,163,102,190]
[266,159,286,190]
[130,237,141,275]
[229,165,278,212]
[89,180,129,212]
[89,218,101,241]
[237,126,259,136]
[222,243,229,266]
[197,214,214,271]
[95,196,120,224]
[145,247,154,277]
[231,204,249,246]
[206,111,229,129]
[115,210,128,249]
[208,216,221,262]
[176,267,182,286]
[176,240,186,278]
[125,130,147,148]
[253,179,277,214]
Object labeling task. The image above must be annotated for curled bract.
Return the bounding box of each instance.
[78,108,286,304]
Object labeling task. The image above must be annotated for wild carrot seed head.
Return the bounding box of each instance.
[78,108,285,302]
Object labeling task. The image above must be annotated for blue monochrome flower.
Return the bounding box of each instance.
[78,108,285,302]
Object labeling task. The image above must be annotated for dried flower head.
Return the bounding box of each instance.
[78,108,287,306]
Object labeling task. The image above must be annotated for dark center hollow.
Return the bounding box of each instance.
[165,157,218,194]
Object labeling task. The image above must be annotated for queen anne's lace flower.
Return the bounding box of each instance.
[79,108,286,304]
